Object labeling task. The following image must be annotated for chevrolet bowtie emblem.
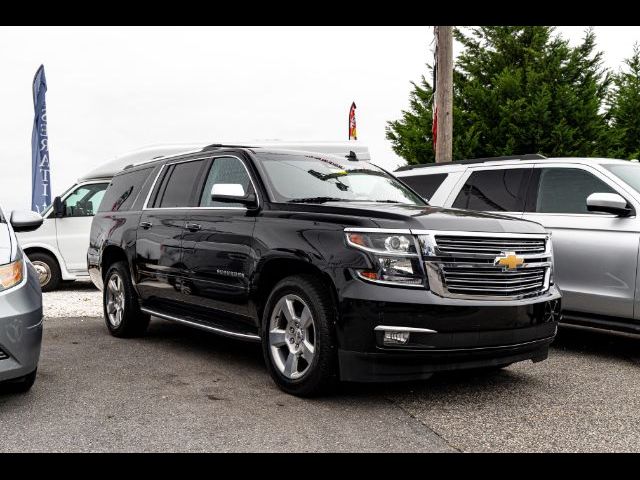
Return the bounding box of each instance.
[495,251,524,270]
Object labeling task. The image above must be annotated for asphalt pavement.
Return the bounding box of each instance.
[1,304,639,452]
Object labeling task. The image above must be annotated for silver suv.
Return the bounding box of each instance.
[396,155,640,336]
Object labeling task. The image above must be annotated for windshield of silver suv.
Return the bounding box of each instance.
[603,163,640,192]
[255,152,426,205]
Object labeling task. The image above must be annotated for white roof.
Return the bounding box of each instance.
[78,141,370,181]
[395,157,635,176]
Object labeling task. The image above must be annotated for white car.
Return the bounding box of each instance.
[17,142,370,291]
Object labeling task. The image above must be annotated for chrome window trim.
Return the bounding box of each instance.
[524,211,623,219]
[141,154,260,212]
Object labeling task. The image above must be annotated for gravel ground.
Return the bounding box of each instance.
[43,281,101,318]
[25,285,640,452]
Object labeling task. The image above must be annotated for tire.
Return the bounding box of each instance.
[103,261,150,338]
[261,274,338,397]
[1,369,37,393]
[28,252,61,292]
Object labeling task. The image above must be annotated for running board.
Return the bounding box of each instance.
[561,312,640,337]
[140,307,261,342]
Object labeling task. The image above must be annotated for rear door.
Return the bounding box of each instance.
[135,158,209,308]
[180,155,258,329]
[522,164,640,320]
[447,165,534,218]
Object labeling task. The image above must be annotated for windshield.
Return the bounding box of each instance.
[603,163,640,192]
[255,152,426,205]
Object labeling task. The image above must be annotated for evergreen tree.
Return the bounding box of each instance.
[387,27,611,165]
[607,44,640,159]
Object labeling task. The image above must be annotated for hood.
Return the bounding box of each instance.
[284,202,545,235]
[0,223,12,265]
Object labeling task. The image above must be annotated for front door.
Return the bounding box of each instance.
[181,155,257,328]
[55,182,109,273]
[522,164,639,320]
[135,158,209,309]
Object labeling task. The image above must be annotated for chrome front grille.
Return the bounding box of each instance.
[434,235,546,256]
[442,265,548,297]
[418,231,553,300]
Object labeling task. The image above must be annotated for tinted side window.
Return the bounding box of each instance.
[401,173,447,200]
[156,160,207,208]
[98,167,153,213]
[199,156,253,208]
[535,168,616,214]
[64,183,109,217]
[452,168,530,212]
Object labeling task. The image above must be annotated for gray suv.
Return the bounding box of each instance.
[0,207,43,392]
[396,156,640,336]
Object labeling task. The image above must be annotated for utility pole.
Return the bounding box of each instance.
[435,26,453,163]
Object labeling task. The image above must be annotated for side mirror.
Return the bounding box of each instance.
[211,184,257,206]
[586,192,632,216]
[10,210,43,232]
[53,196,65,218]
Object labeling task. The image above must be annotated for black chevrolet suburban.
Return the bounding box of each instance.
[88,145,561,396]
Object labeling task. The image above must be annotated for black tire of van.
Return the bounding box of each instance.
[261,274,339,397]
[28,252,61,292]
[103,261,150,338]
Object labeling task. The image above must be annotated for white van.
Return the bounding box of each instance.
[17,142,370,291]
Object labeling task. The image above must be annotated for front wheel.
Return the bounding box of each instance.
[261,274,338,397]
[103,261,150,338]
[28,252,61,292]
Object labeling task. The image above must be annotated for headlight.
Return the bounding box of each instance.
[0,259,24,291]
[345,231,425,287]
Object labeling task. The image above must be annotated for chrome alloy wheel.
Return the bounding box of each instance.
[32,260,51,287]
[268,294,316,380]
[106,273,125,328]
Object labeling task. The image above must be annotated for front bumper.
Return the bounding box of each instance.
[339,335,554,382]
[335,277,561,382]
[0,262,43,383]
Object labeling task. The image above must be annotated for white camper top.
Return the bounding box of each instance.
[78,141,370,182]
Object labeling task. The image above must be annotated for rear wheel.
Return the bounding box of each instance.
[28,252,61,292]
[262,275,338,397]
[103,261,150,337]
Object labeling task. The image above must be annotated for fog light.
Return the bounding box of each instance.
[383,330,410,345]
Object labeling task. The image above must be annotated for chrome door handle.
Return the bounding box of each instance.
[140,221,152,229]
[186,223,202,232]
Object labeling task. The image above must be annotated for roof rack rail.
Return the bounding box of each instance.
[395,153,547,172]
[201,143,254,152]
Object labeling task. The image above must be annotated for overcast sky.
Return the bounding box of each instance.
[2,26,639,213]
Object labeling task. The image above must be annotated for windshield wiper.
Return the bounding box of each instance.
[287,197,348,204]
[372,200,403,203]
